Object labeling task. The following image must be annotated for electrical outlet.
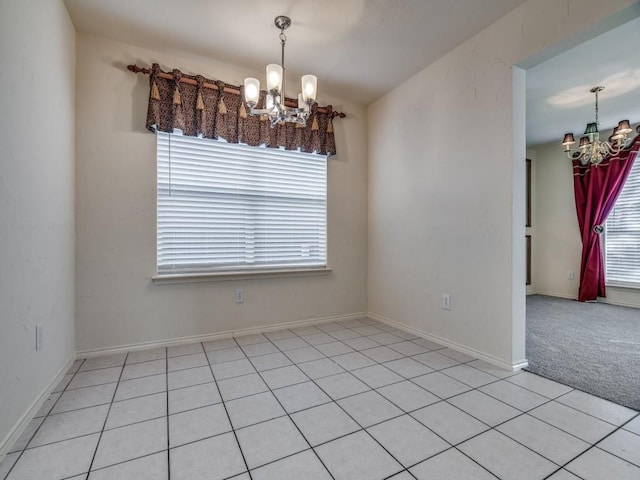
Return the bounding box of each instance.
[36,325,43,351]
[235,288,244,303]
[568,271,574,280]
[442,294,451,310]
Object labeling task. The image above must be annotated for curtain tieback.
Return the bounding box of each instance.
[593,225,604,234]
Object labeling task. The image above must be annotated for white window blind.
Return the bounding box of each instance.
[157,132,327,275]
[605,158,640,287]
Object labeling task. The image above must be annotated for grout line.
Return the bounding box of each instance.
[165,347,171,480]
[84,353,129,476]
[202,341,254,480]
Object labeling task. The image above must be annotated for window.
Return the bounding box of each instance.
[605,158,640,287]
[156,132,327,276]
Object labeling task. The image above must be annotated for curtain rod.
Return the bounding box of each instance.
[127,64,346,119]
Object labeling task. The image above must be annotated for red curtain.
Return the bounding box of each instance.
[573,134,640,301]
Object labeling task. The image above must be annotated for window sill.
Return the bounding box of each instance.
[152,267,332,284]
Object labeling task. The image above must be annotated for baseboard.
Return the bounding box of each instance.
[534,290,577,300]
[0,354,76,461]
[368,312,528,372]
[77,312,368,358]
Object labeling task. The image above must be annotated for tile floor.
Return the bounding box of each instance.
[1,318,639,480]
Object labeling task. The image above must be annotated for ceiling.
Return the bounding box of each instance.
[526,16,640,147]
[63,0,527,105]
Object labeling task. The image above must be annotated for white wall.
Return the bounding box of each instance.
[367,0,637,368]
[74,34,368,352]
[0,0,76,452]
[532,140,640,308]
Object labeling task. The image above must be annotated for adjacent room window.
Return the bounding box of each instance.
[156,132,327,276]
[605,158,640,287]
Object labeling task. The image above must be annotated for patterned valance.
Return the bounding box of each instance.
[144,63,339,156]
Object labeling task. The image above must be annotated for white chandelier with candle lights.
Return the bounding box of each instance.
[243,16,317,127]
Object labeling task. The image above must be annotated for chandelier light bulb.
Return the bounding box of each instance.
[243,16,318,127]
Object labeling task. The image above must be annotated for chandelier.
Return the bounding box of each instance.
[562,86,635,165]
[243,16,317,127]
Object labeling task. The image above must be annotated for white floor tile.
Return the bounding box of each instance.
[315,322,345,333]
[301,333,337,346]
[341,337,381,351]
[368,415,449,467]
[387,472,415,480]
[441,364,497,388]
[351,365,403,388]
[170,433,246,480]
[361,346,404,363]
[167,366,213,390]
[315,372,370,400]
[251,449,332,480]
[241,342,279,357]
[217,373,268,401]
[273,381,331,413]
[290,326,323,336]
[115,373,166,401]
[337,391,403,427]
[411,372,472,399]
[235,417,308,469]
[506,371,573,398]
[249,352,292,372]
[384,358,433,379]
[566,447,640,480]
[120,360,166,381]
[314,341,355,357]
[30,404,109,448]
[211,359,255,380]
[410,448,496,480]
[315,431,403,480]
[67,367,122,390]
[529,401,616,444]
[331,352,376,371]
[387,341,429,356]
[235,333,269,346]
[125,347,166,365]
[291,402,360,446]
[79,354,127,372]
[624,415,640,435]
[412,352,460,370]
[545,470,582,480]
[264,329,296,340]
[52,383,116,414]
[202,338,237,352]
[167,353,207,372]
[167,343,203,358]
[226,391,286,429]
[297,358,345,379]
[438,348,477,363]
[0,452,20,479]
[169,404,231,448]
[411,337,445,350]
[479,379,548,411]
[328,329,362,341]
[556,390,638,426]
[168,382,221,414]
[283,346,326,363]
[377,380,439,412]
[92,417,167,470]
[597,429,640,467]
[458,430,557,480]
[106,392,166,430]
[496,414,590,465]
[352,326,384,336]
[366,333,405,346]
[52,373,74,393]
[411,401,489,445]
[448,390,520,427]
[206,347,246,364]
[88,451,168,480]
[7,434,99,480]
[260,365,309,390]
[271,337,309,351]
